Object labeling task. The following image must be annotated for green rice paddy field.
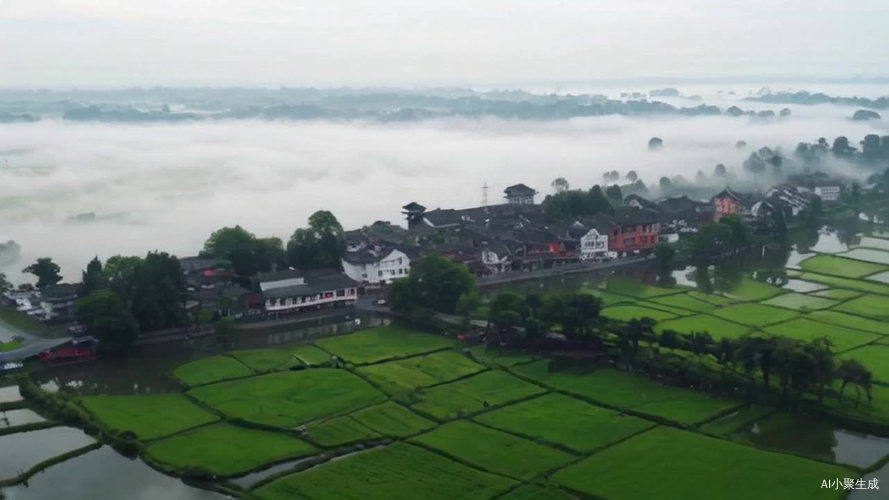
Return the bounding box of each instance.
[58,240,889,499]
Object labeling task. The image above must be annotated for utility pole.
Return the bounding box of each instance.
[481,182,488,207]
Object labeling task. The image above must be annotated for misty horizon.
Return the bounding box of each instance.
[1,81,886,283]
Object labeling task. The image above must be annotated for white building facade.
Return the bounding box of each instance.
[342,248,412,285]
[814,186,841,201]
[579,228,610,261]
[256,269,358,315]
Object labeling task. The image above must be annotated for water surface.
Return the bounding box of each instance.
[2,446,226,500]
[0,385,22,403]
[0,426,94,480]
[736,413,889,468]
[0,408,46,428]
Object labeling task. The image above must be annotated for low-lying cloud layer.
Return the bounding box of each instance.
[1,89,887,282]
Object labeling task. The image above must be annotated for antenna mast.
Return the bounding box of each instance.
[481,182,489,207]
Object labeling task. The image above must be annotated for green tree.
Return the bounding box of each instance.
[202,226,283,276]
[539,292,602,338]
[22,257,62,289]
[389,253,476,315]
[836,359,873,406]
[130,252,187,331]
[551,177,570,193]
[488,292,526,335]
[542,185,612,222]
[0,273,10,293]
[103,255,143,305]
[81,256,106,295]
[287,210,345,269]
[831,136,854,157]
[203,225,256,275]
[76,290,139,352]
[654,243,675,277]
[617,319,651,370]
[806,337,834,404]
[455,290,480,325]
[605,184,623,202]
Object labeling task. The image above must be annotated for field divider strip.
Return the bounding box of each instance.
[142,436,332,481]
[404,440,525,483]
[411,366,492,391]
[407,381,550,424]
[246,440,392,492]
[222,352,261,374]
[0,419,60,437]
[541,424,662,483]
[688,402,757,429]
[803,310,889,337]
[469,411,582,456]
[697,408,779,437]
[499,366,692,429]
[140,416,225,445]
[342,345,457,368]
[0,441,102,487]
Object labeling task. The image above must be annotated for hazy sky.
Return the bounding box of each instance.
[1,0,888,88]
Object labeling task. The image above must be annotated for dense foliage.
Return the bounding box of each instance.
[22,257,62,289]
[389,253,476,315]
[75,290,139,352]
[287,210,345,269]
[542,185,612,221]
[202,225,285,277]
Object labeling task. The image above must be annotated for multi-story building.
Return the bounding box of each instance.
[711,187,753,221]
[342,245,419,285]
[602,208,661,255]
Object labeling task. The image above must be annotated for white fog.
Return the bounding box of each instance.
[1,84,887,282]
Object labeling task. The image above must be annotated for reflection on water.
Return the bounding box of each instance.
[782,279,828,293]
[856,237,889,252]
[230,443,389,490]
[229,455,319,489]
[849,461,889,499]
[0,408,45,428]
[808,228,848,254]
[0,385,23,403]
[0,426,94,480]
[735,413,889,468]
[31,313,380,396]
[2,446,226,500]
[671,266,698,288]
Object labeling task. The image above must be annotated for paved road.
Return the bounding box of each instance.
[0,310,70,362]
[0,337,72,363]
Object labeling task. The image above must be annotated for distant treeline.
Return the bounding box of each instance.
[0,87,790,123]
[747,91,889,110]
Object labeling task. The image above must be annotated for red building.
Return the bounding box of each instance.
[601,208,660,255]
[711,188,752,222]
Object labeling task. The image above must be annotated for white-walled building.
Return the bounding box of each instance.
[813,185,841,201]
[578,227,611,261]
[567,220,611,261]
[255,269,358,315]
[342,246,419,285]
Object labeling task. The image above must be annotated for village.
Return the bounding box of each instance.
[1,174,846,342]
